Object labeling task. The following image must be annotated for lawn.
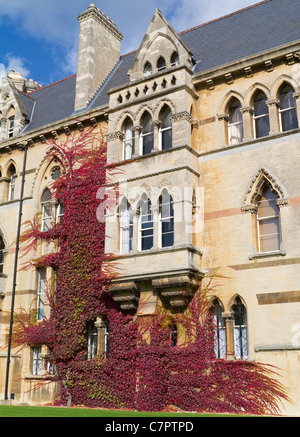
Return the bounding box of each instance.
[0,405,237,417]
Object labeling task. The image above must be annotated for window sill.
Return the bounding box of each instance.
[249,250,286,260]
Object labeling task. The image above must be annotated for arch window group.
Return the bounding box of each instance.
[225,82,299,145]
[143,52,179,77]
[119,189,174,255]
[211,296,248,360]
[121,105,173,160]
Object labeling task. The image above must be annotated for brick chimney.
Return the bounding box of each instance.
[74,4,123,112]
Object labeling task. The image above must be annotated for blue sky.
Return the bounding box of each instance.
[0,0,260,87]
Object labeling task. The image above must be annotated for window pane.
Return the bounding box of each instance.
[257,199,278,218]
[259,217,280,235]
[281,108,298,131]
[143,133,153,155]
[254,93,268,116]
[229,123,243,145]
[255,115,269,138]
[162,129,172,150]
[260,232,280,252]
[279,86,295,109]
[142,236,153,250]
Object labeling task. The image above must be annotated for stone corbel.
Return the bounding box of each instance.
[152,274,200,309]
[264,60,273,72]
[106,131,124,142]
[276,198,289,208]
[170,111,193,124]
[225,73,233,84]
[206,79,215,90]
[241,204,257,214]
[244,67,253,77]
[110,281,140,311]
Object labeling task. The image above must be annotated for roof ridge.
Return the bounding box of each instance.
[178,0,272,35]
[26,73,76,95]
[119,1,272,58]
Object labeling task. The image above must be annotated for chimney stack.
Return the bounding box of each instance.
[74,4,123,112]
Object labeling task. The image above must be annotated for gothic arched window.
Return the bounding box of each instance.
[138,194,153,251]
[119,198,133,254]
[159,189,174,248]
[122,117,135,160]
[140,112,154,155]
[227,97,243,145]
[41,188,52,231]
[159,105,172,150]
[211,299,226,359]
[256,185,281,254]
[253,91,270,138]
[8,164,16,201]
[278,83,298,132]
[232,297,248,359]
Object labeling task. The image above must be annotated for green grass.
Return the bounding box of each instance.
[0,405,237,417]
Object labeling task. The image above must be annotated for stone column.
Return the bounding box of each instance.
[217,113,229,146]
[0,117,7,142]
[95,316,107,357]
[132,126,141,157]
[151,120,161,152]
[266,98,280,134]
[222,311,235,359]
[151,204,159,249]
[132,209,139,252]
[240,106,254,141]
[106,131,123,164]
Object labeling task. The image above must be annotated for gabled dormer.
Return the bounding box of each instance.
[0,72,36,142]
[128,9,194,82]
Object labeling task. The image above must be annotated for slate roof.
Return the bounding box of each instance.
[20,0,300,135]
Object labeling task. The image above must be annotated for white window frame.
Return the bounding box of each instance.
[37,268,46,321]
[56,201,64,224]
[41,190,52,231]
[257,196,280,254]
[87,321,98,360]
[122,119,134,160]
[119,201,133,255]
[32,346,43,375]
[7,116,15,138]
[158,191,174,248]
[253,93,270,139]
[158,108,172,151]
[278,85,298,132]
[228,101,243,145]
[8,172,16,201]
[138,197,153,251]
[139,114,154,155]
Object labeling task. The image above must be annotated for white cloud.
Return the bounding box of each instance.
[3,54,31,78]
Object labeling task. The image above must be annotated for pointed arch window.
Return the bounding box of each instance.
[278,83,298,132]
[256,185,281,254]
[119,199,133,254]
[8,164,16,201]
[232,297,248,359]
[138,194,153,251]
[170,52,179,67]
[211,299,226,359]
[41,188,52,231]
[143,62,152,77]
[253,91,270,138]
[7,116,15,138]
[122,117,135,160]
[227,98,243,145]
[157,56,166,72]
[140,112,154,155]
[159,105,172,150]
[159,189,174,248]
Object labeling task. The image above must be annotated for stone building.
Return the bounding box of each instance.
[1,0,300,414]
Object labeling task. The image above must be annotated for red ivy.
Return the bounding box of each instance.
[13,122,290,415]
